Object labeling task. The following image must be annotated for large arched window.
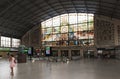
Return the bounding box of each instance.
[41,13,94,46]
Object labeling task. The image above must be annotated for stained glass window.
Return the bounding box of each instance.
[41,13,94,46]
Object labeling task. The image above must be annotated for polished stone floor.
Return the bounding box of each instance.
[0,58,120,79]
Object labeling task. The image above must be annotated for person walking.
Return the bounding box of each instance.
[9,54,16,76]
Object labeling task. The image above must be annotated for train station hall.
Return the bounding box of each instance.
[0,0,120,79]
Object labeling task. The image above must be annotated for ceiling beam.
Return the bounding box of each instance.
[28,0,53,24]
[98,0,101,14]
[84,0,88,13]
[57,0,68,13]
[0,0,36,26]
[0,17,27,29]
[0,0,22,17]
[0,26,23,38]
[44,0,60,15]
[8,2,36,25]
[111,0,119,19]
[9,0,52,25]
[70,0,78,13]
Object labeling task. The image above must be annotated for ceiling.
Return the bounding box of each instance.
[0,0,119,38]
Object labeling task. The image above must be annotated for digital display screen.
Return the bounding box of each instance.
[28,48,32,54]
[45,47,52,56]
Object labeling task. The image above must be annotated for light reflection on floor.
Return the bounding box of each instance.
[0,58,120,79]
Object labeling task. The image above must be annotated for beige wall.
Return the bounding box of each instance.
[94,14,120,47]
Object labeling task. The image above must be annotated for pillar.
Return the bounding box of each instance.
[0,34,1,47]
[68,49,71,59]
[10,37,12,47]
[58,49,61,57]
[94,48,98,58]
[39,24,42,48]
[80,48,84,58]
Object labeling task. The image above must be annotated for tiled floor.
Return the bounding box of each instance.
[0,58,120,79]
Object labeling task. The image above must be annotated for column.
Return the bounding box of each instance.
[39,24,42,48]
[68,49,71,60]
[10,37,12,47]
[29,31,31,47]
[114,24,118,45]
[0,33,1,47]
[94,48,98,58]
[58,49,61,57]
[80,48,84,58]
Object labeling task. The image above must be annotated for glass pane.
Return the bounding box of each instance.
[78,23,87,31]
[45,19,52,27]
[42,29,47,34]
[61,14,68,26]
[52,27,60,34]
[44,34,53,41]
[77,26,82,31]
[1,36,11,47]
[78,13,87,23]
[53,16,60,26]
[88,30,94,39]
[41,22,46,28]
[69,32,78,40]
[69,25,77,32]
[88,14,94,22]
[69,13,77,24]
[69,32,74,40]
[61,26,68,33]
[80,31,88,39]
[74,32,78,40]
[52,34,56,41]
[46,28,52,34]
[52,34,60,41]
[60,33,68,40]
[88,22,94,30]
[12,38,20,47]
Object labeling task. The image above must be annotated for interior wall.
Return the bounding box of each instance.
[21,24,41,48]
[21,14,120,50]
[94,14,120,47]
